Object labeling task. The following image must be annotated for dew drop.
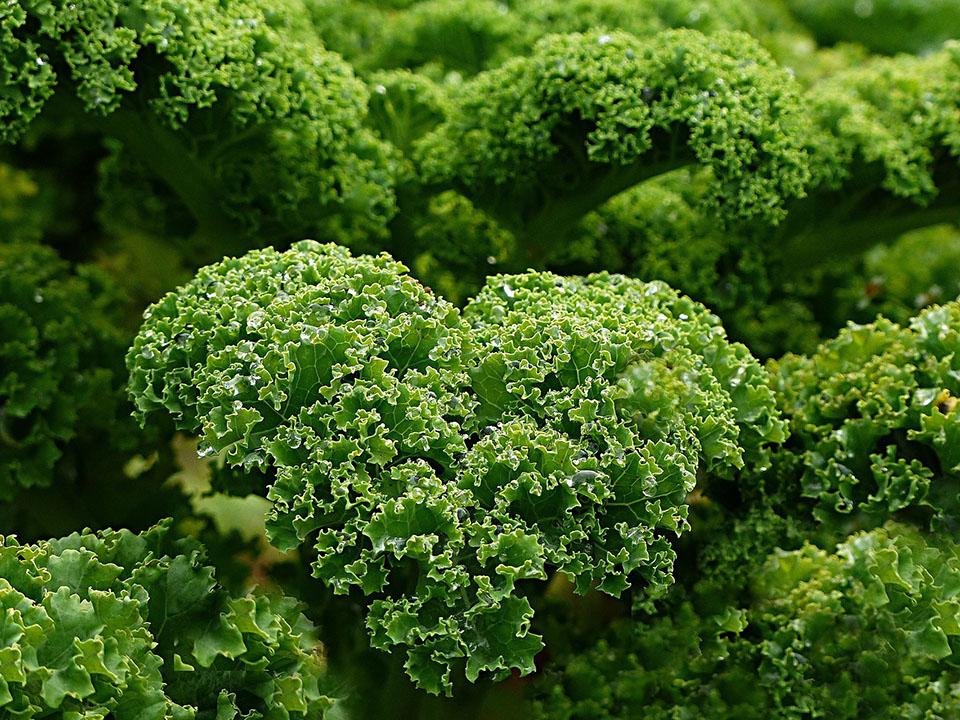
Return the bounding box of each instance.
[246,310,267,331]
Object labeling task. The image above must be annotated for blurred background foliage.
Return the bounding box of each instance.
[1,0,958,717]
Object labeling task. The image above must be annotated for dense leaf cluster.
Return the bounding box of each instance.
[0,0,396,255]
[780,42,960,269]
[767,301,960,533]
[127,241,781,693]
[0,242,123,498]
[2,0,960,717]
[0,520,336,718]
[307,0,808,78]
[416,29,810,246]
[533,523,960,719]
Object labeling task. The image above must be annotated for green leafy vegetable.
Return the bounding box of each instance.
[309,0,808,78]
[0,0,396,255]
[0,520,337,718]
[128,241,782,694]
[5,2,960,716]
[0,242,124,498]
[778,42,960,268]
[768,300,960,533]
[416,29,810,258]
[533,523,960,720]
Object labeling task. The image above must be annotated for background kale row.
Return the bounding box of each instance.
[0,520,338,718]
[0,0,959,718]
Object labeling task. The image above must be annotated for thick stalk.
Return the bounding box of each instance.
[514,158,692,266]
[101,103,244,253]
[779,199,960,270]
[459,156,692,271]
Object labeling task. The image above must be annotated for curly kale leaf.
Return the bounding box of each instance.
[415,29,810,258]
[0,0,396,253]
[128,241,474,693]
[768,300,960,533]
[128,242,783,694]
[533,523,960,720]
[310,0,806,78]
[0,242,124,499]
[464,271,786,472]
[0,520,336,718]
[127,240,469,472]
[458,271,785,618]
[778,43,960,268]
[364,270,782,691]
